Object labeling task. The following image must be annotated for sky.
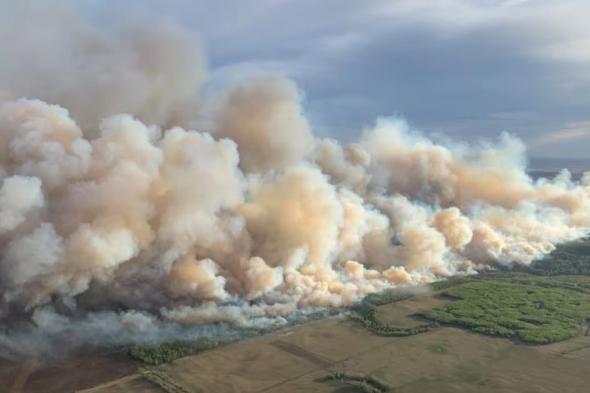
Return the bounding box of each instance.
[28,0,590,159]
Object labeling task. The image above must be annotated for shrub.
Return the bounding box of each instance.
[317,372,391,393]
[127,339,218,365]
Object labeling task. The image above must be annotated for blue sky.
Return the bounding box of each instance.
[37,1,590,159]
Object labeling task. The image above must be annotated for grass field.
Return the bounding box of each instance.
[76,307,590,393]
[350,289,438,337]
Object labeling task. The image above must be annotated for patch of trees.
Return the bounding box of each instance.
[421,276,590,344]
[524,238,590,276]
[127,339,218,365]
[317,372,391,393]
[139,367,192,393]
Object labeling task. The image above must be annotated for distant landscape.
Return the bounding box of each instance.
[528,157,590,181]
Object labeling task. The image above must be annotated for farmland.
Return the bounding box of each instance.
[4,238,590,392]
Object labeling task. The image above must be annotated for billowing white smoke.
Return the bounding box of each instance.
[0,1,206,132]
[1,1,589,357]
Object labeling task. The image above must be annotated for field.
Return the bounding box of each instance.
[3,238,590,392]
[72,295,590,393]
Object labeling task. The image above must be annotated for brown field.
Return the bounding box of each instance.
[1,350,138,393]
[3,294,590,393]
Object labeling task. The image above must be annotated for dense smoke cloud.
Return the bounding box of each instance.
[1,1,589,358]
[0,1,206,132]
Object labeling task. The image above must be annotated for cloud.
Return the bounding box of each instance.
[0,0,207,132]
[535,122,590,144]
[104,0,590,157]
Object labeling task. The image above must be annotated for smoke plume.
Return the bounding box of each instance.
[1,1,589,358]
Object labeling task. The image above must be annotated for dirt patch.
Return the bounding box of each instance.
[270,340,332,368]
[374,295,448,328]
[0,351,138,393]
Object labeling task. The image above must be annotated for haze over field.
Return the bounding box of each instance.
[1,1,589,357]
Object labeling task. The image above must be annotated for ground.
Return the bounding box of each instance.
[4,292,590,393]
[3,239,590,392]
